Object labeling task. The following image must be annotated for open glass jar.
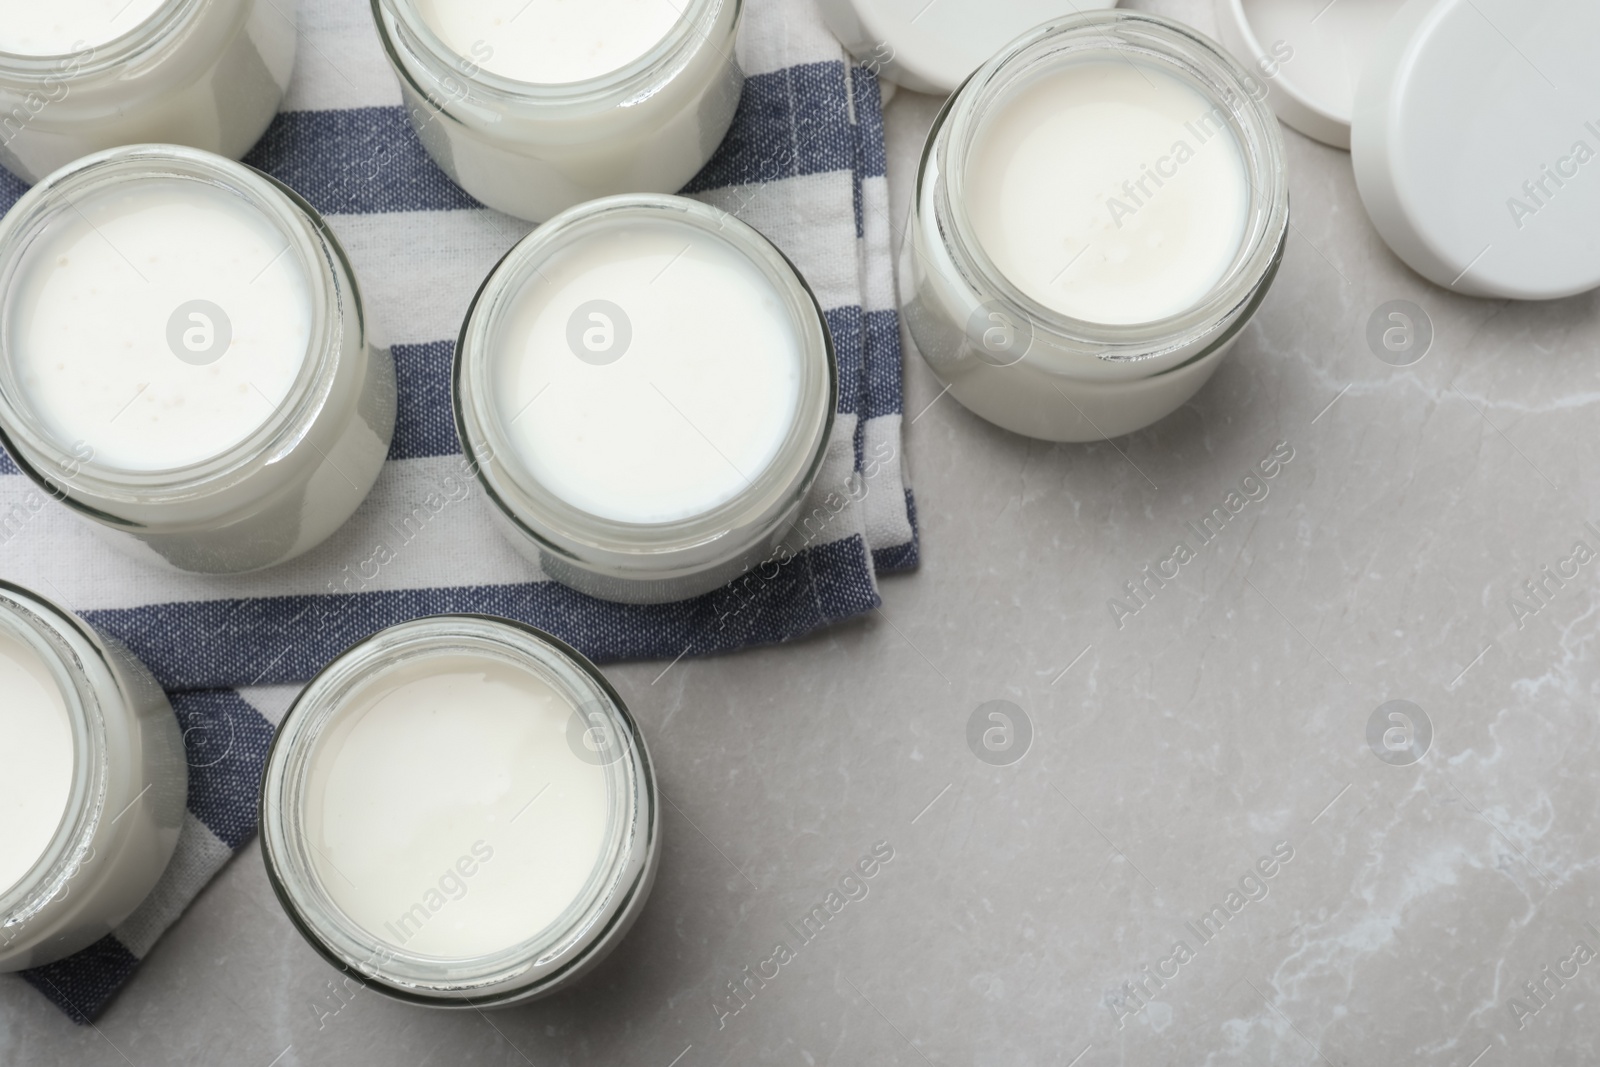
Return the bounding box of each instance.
[901,11,1290,442]
[0,0,297,184]
[0,580,186,973]
[261,615,660,1008]
[0,144,396,574]
[454,194,837,604]
[371,0,744,222]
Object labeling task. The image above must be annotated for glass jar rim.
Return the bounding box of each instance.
[453,193,837,573]
[931,10,1290,369]
[260,614,658,1005]
[372,0,734,111]
[0,0,203,78]
[0,581,109,931]
[0,144,347,510]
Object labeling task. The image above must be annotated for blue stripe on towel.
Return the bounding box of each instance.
[863,309,904,419]
[391,341,462,460]
[824,306,863,417]
[169,690,277,850]
[244,106,479,216]
[684,62,855,193]
[851,68,889,180]
[0,165,25,215]
[20,937,141,1026]
[82,536,879,692]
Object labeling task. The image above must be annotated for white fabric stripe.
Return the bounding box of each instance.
[861,413,913,553]
[0,457,533,607]
[278,0,404,113]
[735,0,850,77]
[860,174,900,315]
[0,439,870,608]
[691,172,862,316]
[322,209,532,350]
[114,812,235,959]
[237,685,302,727]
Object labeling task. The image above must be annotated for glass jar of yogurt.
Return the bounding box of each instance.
[902,11,1290,442]
[371,0,745,222]
[453,194,838,604]
[0,144,396,574]
[261,615,659,1007]
[0,0,297,184]
[0,579,186,973]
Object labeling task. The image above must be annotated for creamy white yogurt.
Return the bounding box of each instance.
[965,60,1250,325]
[413,0,685,83]
[304,654,611,958]
[491,217,804,525]
[0,630,73,896]
[0,0,169,56]
[7,178,312,473]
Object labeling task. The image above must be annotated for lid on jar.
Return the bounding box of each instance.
[1350,0,1600,299]
[816,0,1119,95]
[1211,0,1398,149]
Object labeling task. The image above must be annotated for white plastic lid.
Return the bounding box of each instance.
[1351,0,1600,300]
[1213,0,1399,149]
[815,0,1118,95]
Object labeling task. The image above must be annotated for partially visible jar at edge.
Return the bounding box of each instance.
[0,580,187,973]
[371,0,745,223]
[0,0,297,184]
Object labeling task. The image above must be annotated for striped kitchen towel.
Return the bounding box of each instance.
[0,0,916,1022]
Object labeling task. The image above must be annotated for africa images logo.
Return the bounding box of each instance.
[1504,119,1600,231]
[1107,441,1295,629]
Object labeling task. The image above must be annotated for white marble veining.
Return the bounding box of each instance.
[4,0,1600,1063]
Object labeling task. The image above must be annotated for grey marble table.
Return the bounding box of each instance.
[5,0,1599,1063]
